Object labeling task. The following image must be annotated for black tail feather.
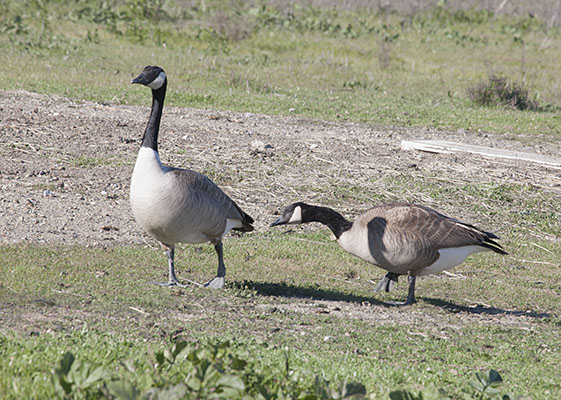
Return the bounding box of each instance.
[481,236,508,255]
[483,230,500,240]
[232,203,254,232]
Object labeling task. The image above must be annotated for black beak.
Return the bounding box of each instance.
[131,73,146,85]
[270,217,285,227]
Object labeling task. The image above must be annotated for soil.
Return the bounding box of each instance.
[2,89,560,248]
[1,89,560,335]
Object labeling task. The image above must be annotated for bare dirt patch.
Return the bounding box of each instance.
[1,89,560,246]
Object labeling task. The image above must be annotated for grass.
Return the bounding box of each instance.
[3,155,558,398]
[1,0,561,136]
[70,155,131,167]
[468,74,539,111]
[1,234,560,398]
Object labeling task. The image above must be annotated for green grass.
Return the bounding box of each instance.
[1,173,560,398]
[2,167,557,399]
[1,0,561,136]
[1,233,560,398]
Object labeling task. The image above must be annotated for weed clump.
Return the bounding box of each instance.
[467,75,538,111]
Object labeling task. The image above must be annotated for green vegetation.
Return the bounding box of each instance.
[1,231,560,398]
[1,0,561,135]
[2,1,560,398]
[0,329,530,400]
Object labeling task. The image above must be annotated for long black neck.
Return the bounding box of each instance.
[140,81,167,152]
[307,206,353,239]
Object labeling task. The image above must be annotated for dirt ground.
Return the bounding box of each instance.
[2,89,561,341]
[1,89,560,248]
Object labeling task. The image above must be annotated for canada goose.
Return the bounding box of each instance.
[130,65,254,289]
[270,202,507,304]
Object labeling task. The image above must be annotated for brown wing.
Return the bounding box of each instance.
[172,169,254,236]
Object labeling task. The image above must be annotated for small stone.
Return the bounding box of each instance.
[250,140,274,157]
[251,139,265,149]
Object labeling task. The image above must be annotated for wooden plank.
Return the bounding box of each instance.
[401,140,561,169]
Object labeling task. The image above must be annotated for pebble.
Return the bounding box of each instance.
[251,140,273,151]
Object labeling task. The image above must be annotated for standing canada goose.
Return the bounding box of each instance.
[130,65,254,289]
[270,202,507,304]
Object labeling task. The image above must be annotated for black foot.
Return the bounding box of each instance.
[386,298,417,306]
[150,280,188,288]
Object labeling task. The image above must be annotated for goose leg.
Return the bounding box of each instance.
[374,272,399,292]
[204,242,226,289]
[151,245,187,287]
[404,275,417,305]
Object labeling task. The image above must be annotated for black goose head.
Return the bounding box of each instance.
[270,202,310,227]
[132,65,166,90]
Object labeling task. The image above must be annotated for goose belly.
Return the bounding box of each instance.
[131,191,214,245]
[338,230,488,276]
[415,245,486,276]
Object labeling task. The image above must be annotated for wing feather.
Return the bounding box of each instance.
[171,169,254,236]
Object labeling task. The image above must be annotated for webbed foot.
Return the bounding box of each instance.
[204,276,225,289]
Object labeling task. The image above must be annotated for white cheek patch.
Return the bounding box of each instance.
[147,71,166,90]
[288,206,302,224]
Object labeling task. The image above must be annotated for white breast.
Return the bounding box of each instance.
[130,148,169,209]
[415,245,487,276]
[130,148,179,239]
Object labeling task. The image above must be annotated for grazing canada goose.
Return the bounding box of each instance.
[270,202,507,304]
[130,65,254,289]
